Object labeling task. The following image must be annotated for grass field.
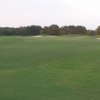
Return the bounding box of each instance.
[0,36,100,100]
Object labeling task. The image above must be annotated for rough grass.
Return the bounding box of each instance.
[0,36,100,100]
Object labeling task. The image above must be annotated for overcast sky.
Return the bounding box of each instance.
[0,0,100,29]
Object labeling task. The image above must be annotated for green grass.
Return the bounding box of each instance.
[0,36,100,100]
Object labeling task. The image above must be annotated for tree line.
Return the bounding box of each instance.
[0,24,100,36]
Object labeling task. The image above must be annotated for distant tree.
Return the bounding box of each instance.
[26,25,42,35]
[64,25,87,35]
[96,26,100,35]
[0,24,94,36]
[41,26,49,35]
[76,26,87,35]
[48,24,60,35]
[0,27,15,36]
[67,25,77,34]
[15,25,42,36]
[60,26,68,35]
[14,27,27,36]
[87,30,96,36]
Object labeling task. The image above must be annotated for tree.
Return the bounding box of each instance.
[76,26,87,35]
[41,26,49,35]
[87,30,96,36]
[0,27,15,36]
[60,26,68,35]
[14,25,42,36]
[65,25,87,35]
[48,24,60,35]
[96,26,100,35]
[26,25,42,35]
[67,25,77,34]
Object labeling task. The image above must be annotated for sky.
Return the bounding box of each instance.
[0,0,100,29]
